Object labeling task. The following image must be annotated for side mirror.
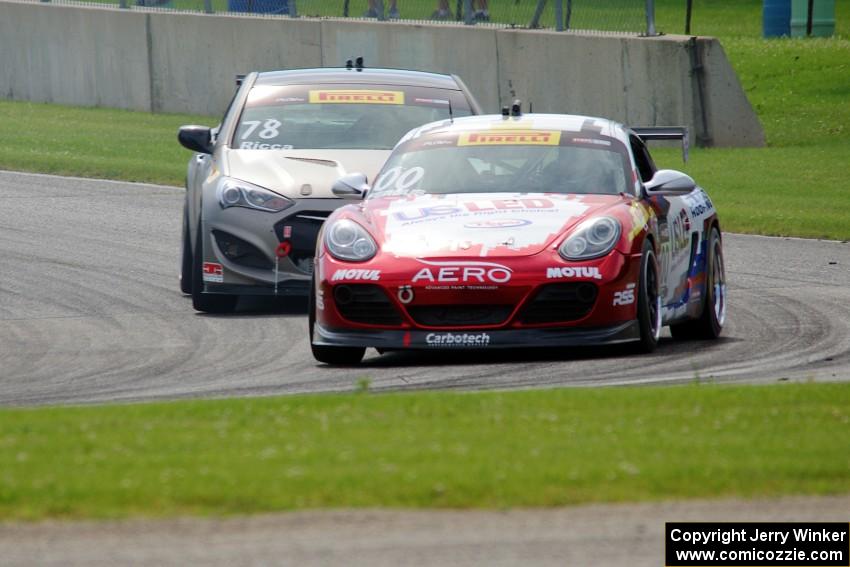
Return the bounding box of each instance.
[644,169,696,194]
[332,173,370,199]
[178,125,213,154]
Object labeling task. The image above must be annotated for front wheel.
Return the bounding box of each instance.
[634,238,662,353]
[670,227,725,340]
[309,277,365,365]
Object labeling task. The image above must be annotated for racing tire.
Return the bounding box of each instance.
[633,238,662,353]
[670,227,726,340]
[191,224,238,314]
[309,277,365,365]
[179,209,193,295]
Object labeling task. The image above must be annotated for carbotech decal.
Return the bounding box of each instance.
[412,260,512,284]
[308,90,404,105]
[546,266,602,280]
[331,269,381,282]
[458,130,561,146]
[426,332,491,347]
[202,262,223,283]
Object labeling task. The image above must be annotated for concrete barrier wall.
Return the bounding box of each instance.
[0,2,151,110]
[0,0,763,146]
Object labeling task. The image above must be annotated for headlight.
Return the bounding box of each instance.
[216,177,293,213]
[325,219,378,262]
[559,217,621,261]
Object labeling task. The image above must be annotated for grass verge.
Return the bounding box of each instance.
[1,383,849,521]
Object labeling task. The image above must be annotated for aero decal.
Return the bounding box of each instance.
[412,260,512,284]
[546,266,602,280]
[331,269,381,281]
[309,90,404,105]
[202,262,223,283]
[458,130,561,146]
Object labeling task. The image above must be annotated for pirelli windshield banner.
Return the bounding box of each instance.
[457,130,562,146]
[308,89,405,105]
[245,84,464,110]
[665,522,850,567]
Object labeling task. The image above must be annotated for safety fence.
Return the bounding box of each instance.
[31,0,693,35]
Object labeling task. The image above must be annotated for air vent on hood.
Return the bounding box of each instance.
[282,156,340,167]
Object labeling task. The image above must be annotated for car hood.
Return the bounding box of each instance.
[225,149,390,198]
[359,192,625,258]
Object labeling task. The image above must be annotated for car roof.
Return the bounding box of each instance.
[254,68,462,90]
[398,113,631,145]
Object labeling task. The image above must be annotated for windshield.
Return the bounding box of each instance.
[232,84,472,150]
[370,130,632,198]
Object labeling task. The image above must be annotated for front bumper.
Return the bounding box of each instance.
[313,248,645,349]
[200,198,344,296]
[313,320,640,349]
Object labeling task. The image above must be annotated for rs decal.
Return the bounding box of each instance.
[613,284,636,306]
[458,130,561,146]
[308,90,404,105]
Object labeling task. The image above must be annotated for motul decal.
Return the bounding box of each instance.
[546,266,602,280]
[202,262,224,283]
[331,269,381,282]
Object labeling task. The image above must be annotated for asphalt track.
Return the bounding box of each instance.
[3,495,849,566]
[1,169,849,406]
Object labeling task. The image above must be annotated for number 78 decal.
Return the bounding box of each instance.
[241,119,282,140]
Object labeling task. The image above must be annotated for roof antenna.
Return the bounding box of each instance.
[511,99,522,117]
[448,98,454,124]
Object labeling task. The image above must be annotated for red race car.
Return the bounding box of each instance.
[309,112,726,365]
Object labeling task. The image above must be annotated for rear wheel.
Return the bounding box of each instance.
[634,238,662,353]
[670,227,725,340]
[309,277,365,365]
[179,209,193,294]
[191,223,237,314]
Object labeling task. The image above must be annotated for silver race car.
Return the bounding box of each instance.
[178,65,482,312]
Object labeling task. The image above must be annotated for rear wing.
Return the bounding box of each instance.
[632,127,690,163]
